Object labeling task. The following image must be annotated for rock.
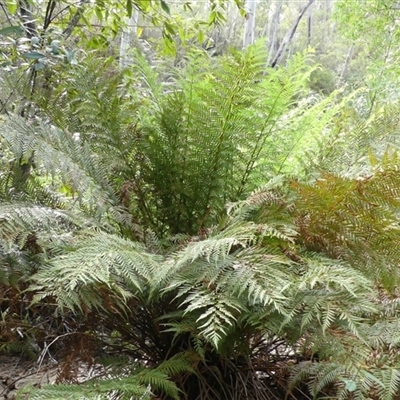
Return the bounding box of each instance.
[6,390,17,400]
[14,376,40,390]
[13,369,57,392]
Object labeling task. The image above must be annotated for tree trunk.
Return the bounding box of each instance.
[63,0,87,40]
[266,0,283,65]
[19,0,37,39]
[340,44,354,82]
[320,0,335,52]
[270,0,316,68]
[307,1,313,46]
[243,0,257,48]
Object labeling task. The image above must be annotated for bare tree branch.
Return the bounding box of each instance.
[270,0,316,68]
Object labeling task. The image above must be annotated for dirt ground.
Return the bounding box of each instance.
[0,353,111,400]
[0,355,58,399]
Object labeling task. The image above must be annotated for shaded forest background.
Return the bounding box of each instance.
[2,1,400,399]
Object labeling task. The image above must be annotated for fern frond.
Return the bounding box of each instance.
[0,203,90,248]
[155,350,199,376]
[1,115,124,224]
[133,44,322,235]
[31,233,161,311]
[136,369,180,400]
[22,374,151,400]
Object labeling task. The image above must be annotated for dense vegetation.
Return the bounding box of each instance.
[2,1,400,399]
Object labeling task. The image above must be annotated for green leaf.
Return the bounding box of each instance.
[22,52,46,60]
[178,26,186,42]
[183,2,192,12]
[126,0,133,18]
[164,22,175,35]
[208,10,216,25]
[95,7,103,21]
[30,36,40,46]
[34,61,45,71]
[51,40,60,55]
[160,0,170,15]
[0,25,23,36]
[66,50,77,64]
[215,10,226,24]
[197,30,205,44]
[343,379,357,392]
[137,0,151,12]
[5,0,17,15]
[162,31,176,55]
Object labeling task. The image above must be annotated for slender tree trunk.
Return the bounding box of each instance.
[326,0,337,47]
[63,0,87,40]
[270,0,316,67]
[260,2,270,38]
[43,0,56,33]
[243,0,257,48]
[340,44,354,82]
[119,8,139,69]
[266,0,283,66]
[307,1,313,46]
[321,0,330,49]
[19,0,37,39]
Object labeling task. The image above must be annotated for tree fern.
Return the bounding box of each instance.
[131,44,338,235]
[3,38,400,400]
[8,158,400,399]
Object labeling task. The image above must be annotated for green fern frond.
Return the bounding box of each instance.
[155,350,199,376]
[0,203,90,248]
[31,233,161,311]
[133,44,324,235]
[136,369,180,400]
[22,374,150,399]
[1,115,122,223]
[375,368,400,400]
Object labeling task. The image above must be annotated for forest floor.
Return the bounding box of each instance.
[0,354,103,400]
[0,355,57,399]
[0,354,310,400]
